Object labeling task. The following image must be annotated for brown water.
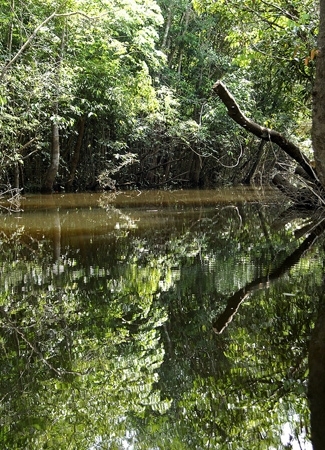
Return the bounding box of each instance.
[0,187,278,232]
[0,189,320,449]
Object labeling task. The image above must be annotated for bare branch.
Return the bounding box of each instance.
[0,10,106,81]
[259,0,299,21]
[0,12,56,81]
[18,137,37,154]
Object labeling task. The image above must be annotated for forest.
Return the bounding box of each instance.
[0,0,324,197]
[3,2,325,448]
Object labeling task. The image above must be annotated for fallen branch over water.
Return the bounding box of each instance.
[212,80,321,190]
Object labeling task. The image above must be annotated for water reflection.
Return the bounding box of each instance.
[0,189,324,449]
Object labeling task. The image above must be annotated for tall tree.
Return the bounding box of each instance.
[42,14,66,193]
[313,0,325,187]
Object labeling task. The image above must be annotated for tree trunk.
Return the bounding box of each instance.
[313,0,325,187]
[41,21,65,193]
[176,4,192,75]
[7,0,14,57]
[42,119,60,193]
[162,2,175,49]
[14,161,19,189]
[242,139,266,184]
[65,116,85,191]
[189,151,202,186]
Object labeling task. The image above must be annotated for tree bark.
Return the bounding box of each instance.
[14,161,19,189]
[7,0,14,57]
[307,11,325,445]
[312,0,325,187]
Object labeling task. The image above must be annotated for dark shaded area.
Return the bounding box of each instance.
[308,287,325,450]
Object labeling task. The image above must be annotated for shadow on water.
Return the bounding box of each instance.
[0,188,324,449]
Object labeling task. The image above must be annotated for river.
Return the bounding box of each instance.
[0,188,322,449]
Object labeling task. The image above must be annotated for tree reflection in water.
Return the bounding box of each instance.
[0,191,324,449]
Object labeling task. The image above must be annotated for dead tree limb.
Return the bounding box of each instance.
[212,80,320,186]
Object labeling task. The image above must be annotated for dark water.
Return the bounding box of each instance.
[0,189,323,449]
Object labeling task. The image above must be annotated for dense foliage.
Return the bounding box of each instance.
[0,0,319,192]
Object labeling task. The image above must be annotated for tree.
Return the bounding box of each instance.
[0,0,165,193]
[1,0,325,192]
[313,0,325,187]
[188,0,325,207]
